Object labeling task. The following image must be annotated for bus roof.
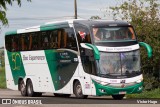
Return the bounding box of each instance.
[73,20,131,28]
[5,19,131,36]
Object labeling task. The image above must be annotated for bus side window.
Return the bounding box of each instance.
[12,36,19,52]
[41,31,49,49]
[28,33,38,51]
[60,29,65,48]
[5,36,12,52]
[63,31,67,48]
[80,48,97,75]
[29,34,32,50]
[58,30,61,48]
[49,30,58,49]
[60,28,78,51]
[74,25,91,45]
[21,34,28,51]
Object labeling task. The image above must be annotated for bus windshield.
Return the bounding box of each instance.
[98,50,141,78]
[92,26,136,42]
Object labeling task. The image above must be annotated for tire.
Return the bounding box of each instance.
[26,79,35,97]
[112,94,125,100]
[26,79,42,97]
[19,80,27,96]
[73,81,88,99]
[54,93,71,98]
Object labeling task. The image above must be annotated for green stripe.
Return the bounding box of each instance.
[5,30,17,36]
[7,51,26,85]
[45,49,78,91]
[92,80,143,96]
[40,22,69,31]
[44,50,59,90]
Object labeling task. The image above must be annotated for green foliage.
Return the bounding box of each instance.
[0,49,4,67]
[0,49,6,89]
[0,67,6,89]
[127,88,160,98]
[0,0,31,28]
[90,16,101,19]
[110,0,160,90]
[143,73,160,90]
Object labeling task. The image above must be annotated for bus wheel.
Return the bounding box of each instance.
[112,94,125,100]
[26,79,36,97]
[26,79,42,97]
[74,81,88,99]
[54,93,71,98]
[19,80,27,96]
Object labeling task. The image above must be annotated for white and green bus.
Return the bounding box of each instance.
[5,19,152,99]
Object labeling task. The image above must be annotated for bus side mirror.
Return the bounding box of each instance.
[139,42,152,58]
[80,43,100,60]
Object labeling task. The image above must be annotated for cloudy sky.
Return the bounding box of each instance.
[0,0,123,47]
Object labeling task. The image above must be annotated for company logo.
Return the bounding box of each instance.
[1,99,42,104]
[12,53,21,70]
[2,99,11,104]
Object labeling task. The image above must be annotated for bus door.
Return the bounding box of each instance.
[55,28,79,94]
[74,24,94,95]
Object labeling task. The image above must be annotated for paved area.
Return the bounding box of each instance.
[0,89,159,107]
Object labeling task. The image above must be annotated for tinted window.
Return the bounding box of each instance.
[74,24,96,75]
[74,24,91,45]
[5,27,78,52]
[92,26,136,42]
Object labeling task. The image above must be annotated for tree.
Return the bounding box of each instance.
[109,0,160,90]
[90,16,101,19]
[0,0,31,28]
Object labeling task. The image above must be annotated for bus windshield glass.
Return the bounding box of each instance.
[92,26,136,42]
[98,50,141,78]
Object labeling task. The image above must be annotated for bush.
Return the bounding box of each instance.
[0,67,6,89]
[143,73,160,90]
[127,88,160,98]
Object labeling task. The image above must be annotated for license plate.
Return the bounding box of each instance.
[119,91,126,94]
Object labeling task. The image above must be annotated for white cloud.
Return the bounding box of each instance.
[0,0,119,47]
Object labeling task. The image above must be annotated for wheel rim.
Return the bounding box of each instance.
[28,84,32,94]
[76,84,82,96]
[20,82,26,94]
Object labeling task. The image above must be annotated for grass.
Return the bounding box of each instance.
[126,88,160,98]
[0,67,6,89]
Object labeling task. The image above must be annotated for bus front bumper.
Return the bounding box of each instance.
[93,81,143,96]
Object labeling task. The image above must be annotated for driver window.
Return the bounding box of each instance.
[74,24,97,75]
[74,24,91,45]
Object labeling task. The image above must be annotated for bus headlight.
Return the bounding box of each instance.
[135,78,143,83]
[100,81,110,86]
[92,79,110,86]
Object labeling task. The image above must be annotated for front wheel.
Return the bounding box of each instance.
[73,81,88,99]
[112,94,125,100]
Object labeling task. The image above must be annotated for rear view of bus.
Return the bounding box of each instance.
[73,20,152,100]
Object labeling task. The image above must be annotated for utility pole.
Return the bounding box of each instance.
[74,0,77,19]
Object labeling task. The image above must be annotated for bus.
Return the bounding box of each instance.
[4,19,152,100]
